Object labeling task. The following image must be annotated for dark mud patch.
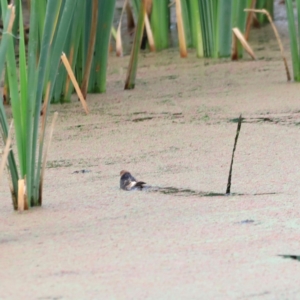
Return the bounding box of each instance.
[72,169,91,174]
[132,117,154,122]
[132,111,147,115]
[143,186,224,197]
[47,159,73,168]
[229,117,275,123]
[0,237,19,244]
[238,219,255,224]
[131,112,183,122]
[229,112,300,126]
[47,159,97,169]
[278,255,300,262]
[144,186,278,197]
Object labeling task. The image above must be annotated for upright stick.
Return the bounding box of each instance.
[226,115,242,195]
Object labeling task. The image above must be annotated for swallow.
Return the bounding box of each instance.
[120,170,146,191]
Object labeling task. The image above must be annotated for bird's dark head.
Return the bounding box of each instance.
[120,170,130,177]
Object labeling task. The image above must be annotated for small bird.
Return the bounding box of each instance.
[120,170,146,191]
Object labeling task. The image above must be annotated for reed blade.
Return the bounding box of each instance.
[0,121,13,186]
[150,0,169,51]
[39,112,58,205]
[285,0,300,80]
[125,0,146,89]
[187,0,203,57]
[91,0,116,93]
[81,0,98,98]
[175,0,187,57]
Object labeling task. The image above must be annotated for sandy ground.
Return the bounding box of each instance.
[1,2,300,300]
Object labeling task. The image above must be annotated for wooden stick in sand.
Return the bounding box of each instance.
[226,115,243,195]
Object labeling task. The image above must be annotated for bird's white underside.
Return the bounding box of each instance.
[128,181,137,188]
